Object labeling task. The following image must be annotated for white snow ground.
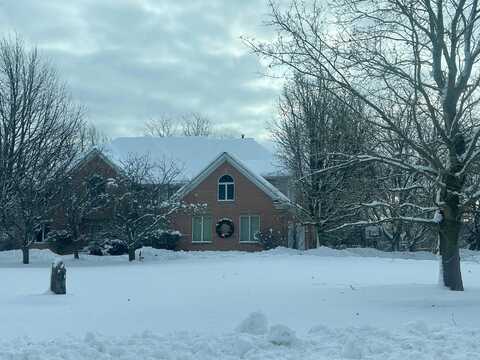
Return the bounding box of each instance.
[1,247,480,359]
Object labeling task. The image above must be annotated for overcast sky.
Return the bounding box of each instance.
[0,0,284,141]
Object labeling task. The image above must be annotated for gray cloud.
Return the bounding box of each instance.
[0,0,283,139]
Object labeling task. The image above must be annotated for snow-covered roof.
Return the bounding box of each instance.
[175,152,291,205]
[104,136,283,181]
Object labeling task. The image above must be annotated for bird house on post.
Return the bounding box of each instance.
[50,259,66,295]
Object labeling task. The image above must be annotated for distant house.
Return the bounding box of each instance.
[45,136,313,251]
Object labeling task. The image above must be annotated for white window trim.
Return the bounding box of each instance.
[192,216,212,243]
[239,215,260,243]
[218,175,235,202]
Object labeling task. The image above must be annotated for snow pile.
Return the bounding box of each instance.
[1,249,480,358]
[267,324,298,346]
[236,311,268,335]
[341,336,364,359]
[1,317,478,359]
[2,245,480,268]
[267,245,440,260]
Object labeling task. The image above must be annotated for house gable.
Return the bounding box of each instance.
[175,152,290,208]
[172,157,292,250]
[70,149,122,183]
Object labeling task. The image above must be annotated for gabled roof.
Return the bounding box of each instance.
[104,136,284,181]
[69,148,124,177]
[175,152,291,205]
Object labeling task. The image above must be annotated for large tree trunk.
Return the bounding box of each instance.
[438,175,464,291]
[128,246,135,262]
[22,246,29,264]
[315,226,324,248]
[438,217,463,290]
[73,227,80,259]
[391,235,400,252]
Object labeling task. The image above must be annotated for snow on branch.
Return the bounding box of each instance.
[326,215,439,233]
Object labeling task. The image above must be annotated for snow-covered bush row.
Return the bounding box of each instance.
[0,313,477,359]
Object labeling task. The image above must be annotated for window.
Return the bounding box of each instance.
[218,175,234,201]
[240,215,260,242]
[192,216,212,242]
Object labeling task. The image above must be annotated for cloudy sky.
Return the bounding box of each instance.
[0,0,284,140]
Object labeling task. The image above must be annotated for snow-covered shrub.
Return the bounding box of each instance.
[142,229,181,250]
[257,229,282,250]
[89,243,104,256]
[46,230,75,254]
[0,232,18,251]
[106,239,129,255]
[88,239,129,256]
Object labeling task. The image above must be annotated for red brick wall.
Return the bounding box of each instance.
[51,152,119,230]
[171,161,290,251]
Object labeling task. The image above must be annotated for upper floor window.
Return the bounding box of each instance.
[218,174,234,201]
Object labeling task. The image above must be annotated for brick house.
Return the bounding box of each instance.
[171,152,292,251]
[42,136,316,251]
[34,149,123,248]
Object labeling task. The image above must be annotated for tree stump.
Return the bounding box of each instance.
[50,260,66,294]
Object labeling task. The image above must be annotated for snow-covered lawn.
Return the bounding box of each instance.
[1,247,480,359]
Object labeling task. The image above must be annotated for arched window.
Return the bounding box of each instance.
[218,174,234,201]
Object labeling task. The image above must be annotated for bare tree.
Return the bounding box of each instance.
[272,72,372,247]
[78,123,110,151]
[0,37,84,264]
[109,154,196,261]
[54,173,110,259]
[362,107,436,251]
[245,0,480,290]
[143,116,178,137]
[181,112,212,136]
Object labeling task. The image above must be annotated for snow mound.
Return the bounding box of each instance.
[341,336,363,359]
[267,324,298,346]
[236,312,268,335]
[1,324,479,359]
[1,245,479,269]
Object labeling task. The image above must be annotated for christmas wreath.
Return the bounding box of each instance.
[216,218,234,238]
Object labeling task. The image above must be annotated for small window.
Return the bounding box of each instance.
[218,175,234,201]
[240,215,260,242]
[192,216,212,242]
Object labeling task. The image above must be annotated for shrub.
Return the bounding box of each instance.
[46,230,75,254]
[257,229,282,250]
[0,232,19,251]
[89,244,104,256]
[142,229,181,250]
[106,239,129,255]
[88,239,129,256]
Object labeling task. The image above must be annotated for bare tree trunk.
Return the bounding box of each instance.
[391,235,400,252]
[128,246,135,262]
[22,246,29,265]
[439,201,463,291]
[316,226,324,248]
[438,172,464,291]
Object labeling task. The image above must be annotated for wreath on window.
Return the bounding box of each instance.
[216,218,234,238]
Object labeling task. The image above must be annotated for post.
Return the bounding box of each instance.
[50,260,66,294]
